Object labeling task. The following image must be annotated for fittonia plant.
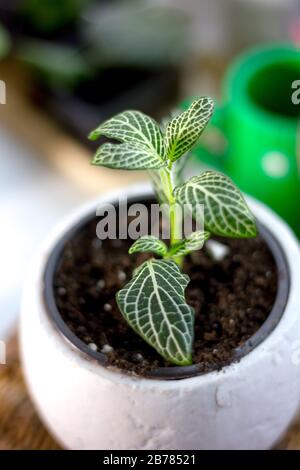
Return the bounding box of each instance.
[89,97,257,366]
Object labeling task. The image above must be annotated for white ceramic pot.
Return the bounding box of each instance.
[20,183,300,450]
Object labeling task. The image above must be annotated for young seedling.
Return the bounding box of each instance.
[89,97,257,366]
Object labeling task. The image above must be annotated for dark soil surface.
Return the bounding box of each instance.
[54,218,277,376]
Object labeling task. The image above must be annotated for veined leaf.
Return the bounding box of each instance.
[169,231,210,257]
[129,236,168,256]
[116,259,194,365]
[90,110,166,171]
[160,107,181,133]
[89,110,165,157]
[91,142,165,170]
[17,40,91,87]
[174,171,257,238]
[165,97,214,162]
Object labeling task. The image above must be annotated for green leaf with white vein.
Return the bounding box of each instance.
[129,236,168,256]
[165,97,214,162]
[89,110,166,166]
[116,259,194,365]
[91,142,165,170]
[169,231,210,257]
[174,171,257,238]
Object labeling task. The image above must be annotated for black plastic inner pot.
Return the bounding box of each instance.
[43,195,290,380]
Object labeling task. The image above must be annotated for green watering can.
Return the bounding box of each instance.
[182,44,300,237]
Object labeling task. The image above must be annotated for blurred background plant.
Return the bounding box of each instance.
[11,0,190,140]
[0,22,10,60]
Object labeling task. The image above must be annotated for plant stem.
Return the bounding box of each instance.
[159,167,183,267]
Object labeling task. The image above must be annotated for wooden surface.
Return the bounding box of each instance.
[0,335,60,450]
[0,334,299,450]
